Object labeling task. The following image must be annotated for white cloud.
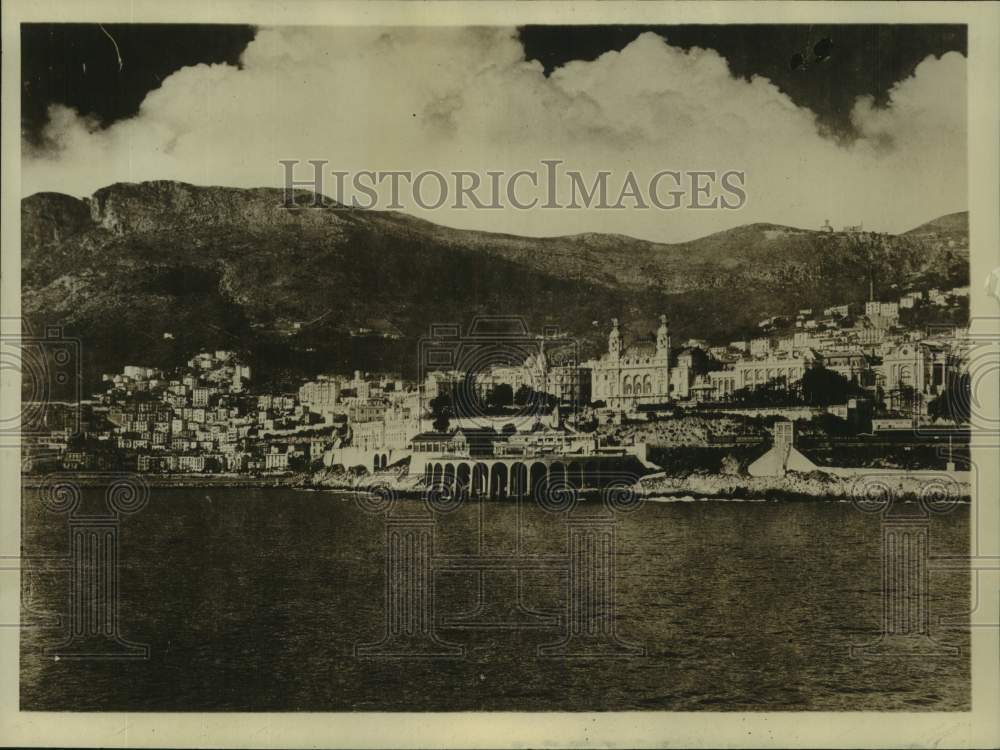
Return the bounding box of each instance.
[22,28,966,242]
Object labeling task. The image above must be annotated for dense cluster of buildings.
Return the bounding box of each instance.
[31,282,970,477]
[56,351,332,474]
[684,286,969,405]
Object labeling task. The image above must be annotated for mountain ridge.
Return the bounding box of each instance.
[21,181,969,391]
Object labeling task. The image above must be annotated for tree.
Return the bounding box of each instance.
[731,376,802,407]
[810,412,853,437]
[429,393,453,432]
[843,231,897,301]
[512,383,558,412]
[927,373,971,423]
[514,384,535,407]
[685,348,712,376]
[888,384,918,415]
[487,383,514,410]
[720,454,742,475]
[801,365,857,407]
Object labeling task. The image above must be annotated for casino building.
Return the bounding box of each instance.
[588,316,672,410]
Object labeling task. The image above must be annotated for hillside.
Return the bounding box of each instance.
[903,211,969,243]
[21,181,969,392]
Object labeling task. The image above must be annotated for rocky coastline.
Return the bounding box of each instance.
[635,470,971,503]
[22,466,972,504]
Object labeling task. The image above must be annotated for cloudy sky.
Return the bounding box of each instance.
[22,24,967,243]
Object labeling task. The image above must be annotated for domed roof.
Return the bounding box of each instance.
[623,344,657,358]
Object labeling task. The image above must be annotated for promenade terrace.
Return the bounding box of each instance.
[412,451,650,499]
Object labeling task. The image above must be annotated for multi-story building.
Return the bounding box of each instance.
[853,326,886,346]
[410,431,456,455]
[299,377,340,414]
[877,341,958,401]
[822,350,872,386]
[192,387,215,406]
[749,338,771,357]
[588,316,671,410]
[493,428,597,458]
[123,365,159,380]
[351,420,385,452]
[707,369,738,400]
[708,346,729,361]
[546,364,591,405]
[865,300,900,329]
[265,449,289,472]
[731,349,818,390]
[792,331,819,350]
[178,455,206,472]
[349,400,389,424]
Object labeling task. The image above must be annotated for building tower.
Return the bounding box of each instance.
[656,314,670,358]
[608,318,622,362]
[656,314,671,401]
[536,335,549,384]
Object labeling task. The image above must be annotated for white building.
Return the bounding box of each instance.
[299,377,341,416]
[588,316,671,410]
[748,422,818,477]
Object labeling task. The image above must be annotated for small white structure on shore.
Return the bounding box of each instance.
[748,421,817,477]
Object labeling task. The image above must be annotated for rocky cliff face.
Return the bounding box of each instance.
[21,192,92,247]
[84,181,347,236]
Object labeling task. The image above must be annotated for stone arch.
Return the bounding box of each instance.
[444,463,456,492]
[643,374,652,395]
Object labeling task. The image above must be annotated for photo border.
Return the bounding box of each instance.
[2,1,998,747]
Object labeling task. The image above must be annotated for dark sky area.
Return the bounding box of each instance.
[22,23,966,145]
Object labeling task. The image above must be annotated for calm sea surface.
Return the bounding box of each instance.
[20,487,970,711]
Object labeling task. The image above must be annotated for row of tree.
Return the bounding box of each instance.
[428,383,558,431]
[725,365,863,408]
[723,364,971,424]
